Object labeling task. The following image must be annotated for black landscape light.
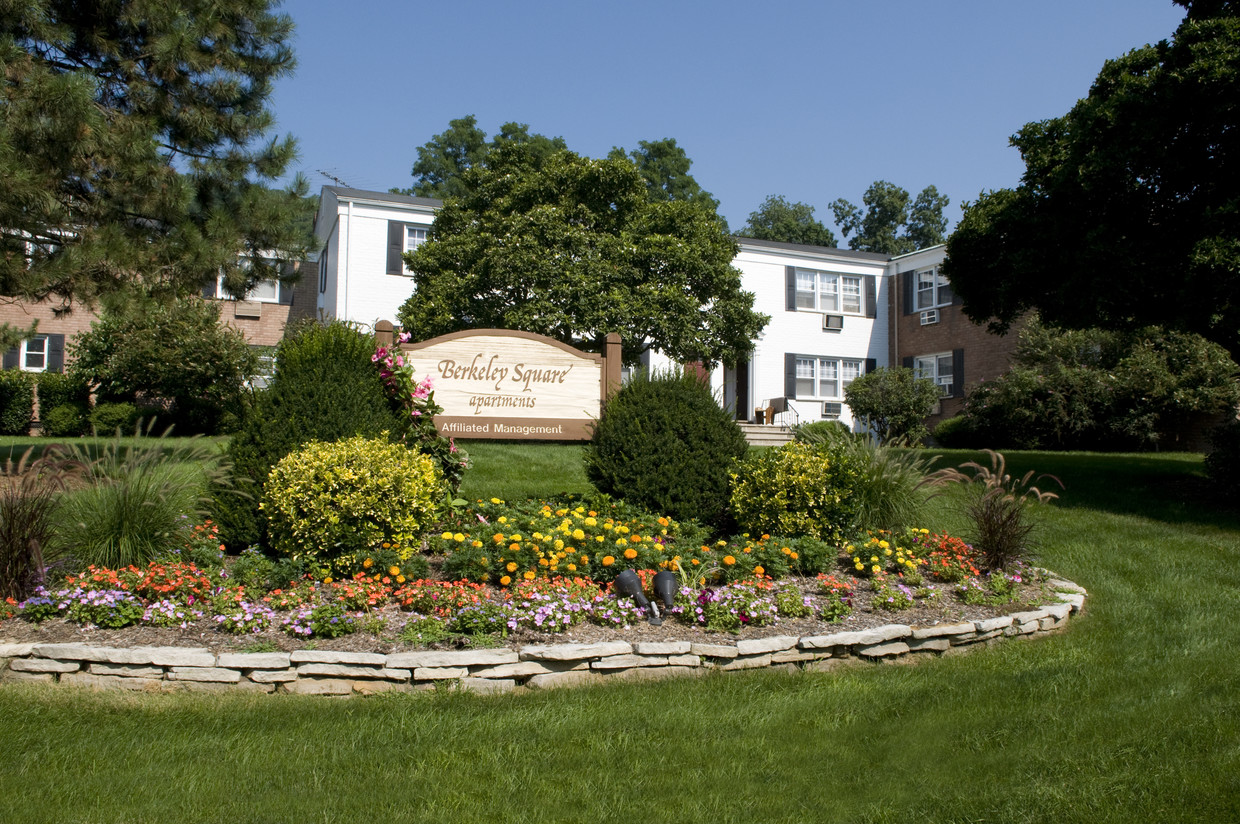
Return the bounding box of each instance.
[613,569,661,626]
[652,570,678,610]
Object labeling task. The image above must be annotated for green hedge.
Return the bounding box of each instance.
[0,372,35,436]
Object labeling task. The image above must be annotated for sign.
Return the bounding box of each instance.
[385,327,621,441]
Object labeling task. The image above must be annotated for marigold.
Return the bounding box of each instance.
[754,566,765,576]
[363,558,374,569]
[723,555,736,566]
[389,566,400,576]
[523,571,536,580]
[509,542,520,551]
[602,555,615,566]
[623,548,638,560]
[506,562,518,572]
[500,575,512,586]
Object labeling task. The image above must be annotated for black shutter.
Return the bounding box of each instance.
[48,335,64,372]
[902,355,914,370]
[278,280,294,306]
[902,271,914,315]
[784,352,797,399]
[952,349,965,397]
[864,358,876,374]
[785,266,797,311]
[864,275,877,318]
[387,221,406,275]
[2,347,17,370]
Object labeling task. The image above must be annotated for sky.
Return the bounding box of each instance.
[269,0,1188,235]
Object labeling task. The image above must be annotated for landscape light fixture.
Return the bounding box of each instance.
[613,569,662,626]
[652,570,678,610]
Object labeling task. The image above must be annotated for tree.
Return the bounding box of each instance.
[397,142,768,366]
[944,3,1240,359]
[396,115,567,199]
[0,0,317,347]
[607,138,720,211]
[830,181,949,255]
[843,367,942,445]
[738,195,838,247]
[69,294,259,435]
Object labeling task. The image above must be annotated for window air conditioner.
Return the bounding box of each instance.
[919,309,939,325]
[823,314,844,331]
[822,402,842,418]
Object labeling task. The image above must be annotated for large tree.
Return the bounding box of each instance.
[0,0,316,345]
[738,194,838,247]
[396,115,567,199]
[944,2,1240,358]
[830,181,949,255]
[607,138,720,211]
[397,143,768,366]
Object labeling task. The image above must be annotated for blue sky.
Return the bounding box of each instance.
[270,0,1187,235]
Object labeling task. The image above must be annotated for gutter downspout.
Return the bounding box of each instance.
[342,199,353,321]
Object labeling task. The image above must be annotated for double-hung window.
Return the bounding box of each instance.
[795,356,863,399]
[915,353,955,397]
[794,268,864,314]
[21,336,47,372]
[914,266,953,310]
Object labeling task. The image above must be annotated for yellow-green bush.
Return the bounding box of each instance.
[262,435,443,571]
[729,441,862,544]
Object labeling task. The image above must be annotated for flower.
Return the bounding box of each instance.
[362,558,373,569]
[523,571,536,581]
[389,566,400,577]
[602,556,615,566]
[723,555,736,566]
[500,575,511,586]
[754,566,765,576]
[506,562,518,572]
[623,548,637,560]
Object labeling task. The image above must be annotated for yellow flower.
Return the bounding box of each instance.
[539,558,549,567]
[472,540,483,548]
[580,555,589,564]
[498,516,508,524]
[566,563,577,572]
[388,566,400,576]
[554,539,565,550]
[323,576,333,584]
[441,531,453,540]
[506,562,518,572]
[602,555,615,566]
[624,548,638,560]
[754,565,765,576]
[616,538,626,546]
[855,563,864,571]
[584,517,597,527]
[453,533,465,542]
[573,529,585,541]
[396,575,405,584]
[500,575,511,586]
[362,558,374,569]
[491,497,503,505]
[872,565,881,574]
[523,571,536,581]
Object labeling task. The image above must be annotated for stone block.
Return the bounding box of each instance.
[469,661,571,679]
[770,649,816,663]
[799,624,911,649]
[217,653,291,669]
[31,643,115,662]
[1,670,55,684]
[667,654,702,667]
[974,616,1013,632]
[457,678,516,694]
[590,654,667,670]
[412,666,468,681]
[907,638,951,653]
[295,663,410,681]
[858,641,910,658]
[910,622,976,640]
[248,669,299,684]
[632,641,691,655]
[526,670,604,689]
[736,635,798,656]
[719,654,771,671]
[387,649,518,669]
[609,666,698,682]
[59,672,163,692]
[0,643,35,657]
[10,657,80,673]
[689,643,738,658]
[519,642,631,662]
[352,680,412,696]
[1057,593,1086,613]
[167,667,242,683]
[289,650,385,666]
[89,663,165,678]
[283,678,354,696]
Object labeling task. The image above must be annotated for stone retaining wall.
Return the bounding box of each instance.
[0,579,1087,696]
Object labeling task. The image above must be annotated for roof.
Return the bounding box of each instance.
[733,235,892,263]
[322,185,443,209]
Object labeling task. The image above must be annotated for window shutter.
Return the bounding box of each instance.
[201,278,218,299]
[902,271,914,315]
[387,221,406,275]
[48,335,65,372]
[952,349,965,397]
[864,358,876,374]
[864,276,877,318]
[2,348,17,370]
[278,280,294,306]
[784,352,797,399]
[785,266,797,311]
[901,355,914,370]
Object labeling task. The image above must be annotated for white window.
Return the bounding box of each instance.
[915,266,953,310]
[249,346,277,389]
[915,353,955,397]
[21,336,47,372]
[796,357,864,400]
[212,257,282,303]
[403,226,427,274]
[794,269,864,315]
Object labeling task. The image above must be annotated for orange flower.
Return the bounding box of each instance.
[389,566,400,576]
[723,555,736,566]
[623,548,638,560]
[363,558,374,569]
[523,571,536,580]
[506,562,518,572]
[500,575,512,586]
[602,555,615,566]
[753,565,765,576]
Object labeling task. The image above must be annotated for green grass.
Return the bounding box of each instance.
[457,440,594,501]
[2,448,1239,822]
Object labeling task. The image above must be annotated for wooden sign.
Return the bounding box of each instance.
[378,325,621,441]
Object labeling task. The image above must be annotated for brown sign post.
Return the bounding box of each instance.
[375,322,621,441]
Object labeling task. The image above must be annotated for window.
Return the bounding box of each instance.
[914,266,953,310]
[915,353,955,397]
[318,251,328,294]
[21,336,47,372]
[248,346,277,389]
[793,268,864,314]
[795,356,863,399]
[402,226,427,274]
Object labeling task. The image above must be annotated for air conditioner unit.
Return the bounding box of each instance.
[823,314,844,331]
[919,309,939,325]
[822,402,842,418]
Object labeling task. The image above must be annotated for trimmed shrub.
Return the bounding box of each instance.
[262,435,443,574]
[36,372,90,413]
[0,371,35,435]
[89,402,141,434]
[584,369,749,529]
[729,440,863,543]
[213,320,408,550]
[1205,418,1240,493]
[932,415,979,448]
[40,403,89,437]
[843,366,941,445]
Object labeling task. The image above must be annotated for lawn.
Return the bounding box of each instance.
[1,446,1238,823]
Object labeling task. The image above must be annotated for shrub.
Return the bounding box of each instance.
[214,320,409,550]
[584,369,749,529]
[0,371,34,435]
[39,403,89,437]
[729,440,862,543]
[0,447,76,600]
[51,426,229,569]
[844,366,942,445]
[1205,418,1240,493]
[36,372,89,414]
[931,415,978,448]
[89,402,141,435]
[262,435,443,573]
[791,420,851,443]
[927,450,1061,571]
